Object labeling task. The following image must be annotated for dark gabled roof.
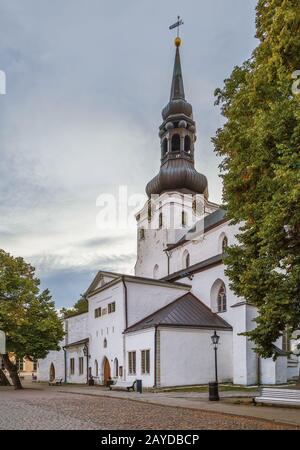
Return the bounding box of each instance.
[166,208,227,251]
[124,293,232,334]
[162,254,223,282]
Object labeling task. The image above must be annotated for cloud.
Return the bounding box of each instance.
[0,0,257,307]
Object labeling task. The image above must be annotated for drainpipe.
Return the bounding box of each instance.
[63,348,67,384]
[257,356,261,386]
[122,277,128,380]
[122,276,128,329]
[154,326,157,388]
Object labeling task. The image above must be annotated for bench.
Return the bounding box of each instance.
[49,378,63,386]
[109,380,136,392]
[253,388,300,407]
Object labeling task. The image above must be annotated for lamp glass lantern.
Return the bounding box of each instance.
[211,330,220,349]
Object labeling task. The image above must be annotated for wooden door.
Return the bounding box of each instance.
[103,358,111,384]
[49,363,55,381]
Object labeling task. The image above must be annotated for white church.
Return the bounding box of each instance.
[38,36,299,388]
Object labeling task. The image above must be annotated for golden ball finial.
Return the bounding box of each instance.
[175,37,181,47]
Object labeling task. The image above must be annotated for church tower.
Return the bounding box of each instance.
[135,35,218,279]
[146,36,208,199]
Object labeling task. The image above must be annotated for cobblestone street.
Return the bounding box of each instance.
[0,387,298,430]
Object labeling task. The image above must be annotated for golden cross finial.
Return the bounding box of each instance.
[169,16,184,47]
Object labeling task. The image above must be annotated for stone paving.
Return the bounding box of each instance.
[0,386,298,430]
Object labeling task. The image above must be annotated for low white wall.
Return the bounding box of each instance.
[37,348,65,382]
[66,346,87,384]
[260,356,287,385]
[159,327,233,387]
[125,329,155,388]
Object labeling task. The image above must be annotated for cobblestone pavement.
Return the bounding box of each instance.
[0,388,297,430]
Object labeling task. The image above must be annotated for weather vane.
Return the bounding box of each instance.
[169,16,184,38]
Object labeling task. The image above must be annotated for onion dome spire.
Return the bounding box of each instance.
[146,35,208,199]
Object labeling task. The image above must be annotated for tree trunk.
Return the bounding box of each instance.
[0,368,11,386]
[2,354,23,389]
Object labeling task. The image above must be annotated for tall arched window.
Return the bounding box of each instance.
[171,134,180,152]
[181,211,187,227]
[222,236,228,254]
[139,227,145,240]
[184,135,191,153]
[153,264,159,279]
[114,358,119,377]
[162,138,168,157]
[159,212,163,229]
[217,284,227,312]
[210,279,227,313]
[103,338,107,348]
[148,201,152,222]
[218,233,228,254]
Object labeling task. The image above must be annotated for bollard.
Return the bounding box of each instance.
[208,381,220,401]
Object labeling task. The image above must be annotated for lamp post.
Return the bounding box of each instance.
[83,343,89,385]
[209,330,220,401]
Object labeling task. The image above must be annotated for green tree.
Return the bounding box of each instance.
[213,0,300,359]
[61,295,88,319]
[0,249,64,389]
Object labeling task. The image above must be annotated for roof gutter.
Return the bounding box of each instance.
[154,326,157,388]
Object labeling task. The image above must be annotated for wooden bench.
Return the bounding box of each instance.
[253,388,300,407]
[109,380,136,392]
[49,378,63,386]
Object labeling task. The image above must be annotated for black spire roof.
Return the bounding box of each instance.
[146,39,208,198]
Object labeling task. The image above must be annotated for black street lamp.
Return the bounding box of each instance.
[209,330,220,401]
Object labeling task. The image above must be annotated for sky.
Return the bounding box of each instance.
[0,0,257,308]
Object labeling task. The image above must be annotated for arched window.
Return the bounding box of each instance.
[103,338,107,348]
[184,135,191,153]
[159,212,163,229]
[210,279,227,313]
[148,201,152,222]
[217,284,227,312]
[114,358,119,377]
[49,363,55,382]
[181,211,187,227]
[182,250,190,269]
[171,134,180,152]
[153,264,159,279]
[222,236,228,254]
[162,138,168,157]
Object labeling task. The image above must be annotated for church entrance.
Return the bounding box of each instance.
[49,363,55,381]
[103,357,111,385]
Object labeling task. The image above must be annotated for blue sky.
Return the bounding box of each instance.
[0,0,257,308]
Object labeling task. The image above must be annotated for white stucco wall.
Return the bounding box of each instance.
[88,282,125,383]
[260,356,287,385]
[38,312,88,383]
[125,329,155,388]
[37,348,65,382]
[159,327,233,387]
[126,280,190,327]
[65,313,89,345]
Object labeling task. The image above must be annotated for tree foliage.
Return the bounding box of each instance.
[213,0,300,358]
[0,249,64,387]
[61,295,88,319]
